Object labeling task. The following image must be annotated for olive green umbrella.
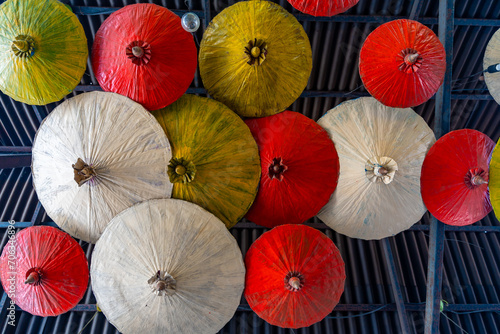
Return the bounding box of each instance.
[152,94,261,228]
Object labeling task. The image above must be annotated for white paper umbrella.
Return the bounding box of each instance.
[91,199,245,334]
[484,27,500,105]
[317,97,436,239]
[32,92,172,243]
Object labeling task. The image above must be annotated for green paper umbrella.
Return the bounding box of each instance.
[0,0,87,105]
[152,94,261,228]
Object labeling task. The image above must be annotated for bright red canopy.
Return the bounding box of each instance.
[245,225,345,329]
[91,4,197,110]
[0,226,89,317]
[286,0,358,17]
[359,19,446,108]
[244,111,339,228]
[421,129,494,226]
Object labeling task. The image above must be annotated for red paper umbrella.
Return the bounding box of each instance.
[359,19,446,108]
[91,4,197,110]
[244,111,339,227]
[0,226,89,316]
[286,0,358,17]
[421,129,495,226]
[245,225,345,328]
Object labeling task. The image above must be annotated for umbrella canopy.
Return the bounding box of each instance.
[286,0,358,17]
[152,94,260,229]
[489,138,500,221]
[32,92,172,243]
[484,27,500,105]
[245,224,345,329]
[244,110,339,227]
[92,3,197,110]
[0,226,88,317]
[91,199,245,334]
[359,19,446,108]
[421,129,494,226]
[317,97,435,239]
[0,0,87,105]
[199,0,312,117]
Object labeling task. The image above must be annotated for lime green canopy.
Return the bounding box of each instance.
[0,0,87,105]
[153,95,261,228]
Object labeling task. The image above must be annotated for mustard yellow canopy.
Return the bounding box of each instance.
[490,139,500,220]
[199,0,312,118]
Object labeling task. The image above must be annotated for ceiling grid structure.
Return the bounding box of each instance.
[0,0,500,333]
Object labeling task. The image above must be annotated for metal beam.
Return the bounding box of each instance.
[3,220,500,233]
[0,222,58,228]
[70,6,205,19]
[424,217,447,333]
[63,5,500,26]
[425,0,454,332]
[0,147,31,153]
[72,85,495,100]
[382,239,411,333]
[0,154,31,169]
[13,302,499,313]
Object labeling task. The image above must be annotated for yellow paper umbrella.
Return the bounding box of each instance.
[199,0,312,117]
[152,95,261,228]
[484,28,500,105]
[489,139,500,220]
[0,0,87,105]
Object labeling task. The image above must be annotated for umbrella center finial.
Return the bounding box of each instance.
[245,39,267,66]
[72,158,96,187]
[12,35,35,58]
[168,157,196,183]
[285,272,304,291]
[399,48,422,73]
[464,168,488,189]
[126,41,152,66]
[25,268,43,285]
[148,271,177,296]
[268,157,288,181]
[365,157,398,184]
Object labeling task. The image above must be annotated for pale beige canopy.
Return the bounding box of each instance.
[31,92,172,243]
[484,27,500,105]
[317,97,435,240]
[91,199,245,334]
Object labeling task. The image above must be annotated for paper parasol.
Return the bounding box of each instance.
[359,19,446,108]
[32,92,172,243]
[0,226,88,317]
[152,94,260,228]
[244,110,339,227]
[317,97,435,239]
[92,3,197,110]
[199,0,312,117]
[484,27,500,105]
[91,199,245,334]
[0,0,87,105]
[489,138,500,221]
[421,129,494,226]
[245,224,345,328]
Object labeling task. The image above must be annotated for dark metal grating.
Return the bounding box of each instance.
[1,0,500,333]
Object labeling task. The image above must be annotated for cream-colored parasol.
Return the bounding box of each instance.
[31,92,172,243]
[484,28,500,105]
[90,199,245,334]
[317,97,435,239]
